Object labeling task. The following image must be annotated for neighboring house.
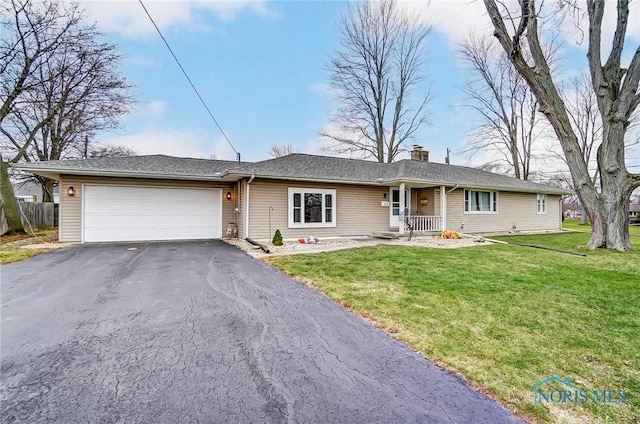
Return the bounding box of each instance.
[13,180,59,204]
[14,147,569,243]
[630,203,640,222]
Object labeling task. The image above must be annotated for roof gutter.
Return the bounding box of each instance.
[387,178,568,195]
[12,166,240,182]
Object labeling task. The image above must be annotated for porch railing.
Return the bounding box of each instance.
[407,215,443,232]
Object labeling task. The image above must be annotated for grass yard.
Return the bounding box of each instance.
[0,228,58,265]
[563,217,640,238]
[268,231,640,423]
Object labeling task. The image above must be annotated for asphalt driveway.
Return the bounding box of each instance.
[1,241,522,423]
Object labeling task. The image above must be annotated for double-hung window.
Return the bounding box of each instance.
[464,190,498,213]
[537,194,547,214]
[288,188,336,228]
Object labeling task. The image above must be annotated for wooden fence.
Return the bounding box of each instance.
[1,201,55,235]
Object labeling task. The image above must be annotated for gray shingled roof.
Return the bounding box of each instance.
[15,155,246,179]
[245,154,568,194]
[397,158,568,194]
[245,154,399,182]
[14,153,569,195]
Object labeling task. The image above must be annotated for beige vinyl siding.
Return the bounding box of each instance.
[248,179,390,240]
[445,188,561,233]
[59,175,236,242]
[413,188,437,216]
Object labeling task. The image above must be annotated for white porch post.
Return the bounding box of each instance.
[399,182,406,235]
[440,185,447,231]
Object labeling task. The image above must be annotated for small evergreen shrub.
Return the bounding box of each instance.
[272,229,283,246]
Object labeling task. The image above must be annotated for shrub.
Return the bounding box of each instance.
[272,229,283,246]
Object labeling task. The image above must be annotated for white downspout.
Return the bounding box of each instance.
[399,182,406,235]
[244,174,255,238]
[440,185,447,231]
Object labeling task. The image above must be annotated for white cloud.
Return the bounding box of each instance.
[81,0,272,37]
[125,55,160,68]
[308,82,336,97]
[134,100,168,119]
[210,136,237,160]
[400,0,492,45]
[306,119,417,162]
[416,0,640,52]
[560,0,640,63]
[98,128,224,158]
[305,120,365,159]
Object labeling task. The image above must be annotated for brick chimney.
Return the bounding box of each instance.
[410,145,429,162]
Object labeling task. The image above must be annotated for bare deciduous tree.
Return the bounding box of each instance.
[549,72,638,224]
[269,144,297,158]
[323,0,431,163]
[86,144,136,159]
[459,34,542,180]
[0,0,84,233]
[484,0,640,250]
[1,0,133,208]
[562,72,602,223]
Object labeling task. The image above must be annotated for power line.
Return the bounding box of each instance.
[138,0,239,157]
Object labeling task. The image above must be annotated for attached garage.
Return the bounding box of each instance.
[82,185,222,242]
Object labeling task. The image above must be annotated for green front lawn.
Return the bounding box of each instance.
[268,232,639,423]
[563,217,640,237]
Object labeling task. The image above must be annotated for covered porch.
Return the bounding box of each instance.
[389,183,449,234]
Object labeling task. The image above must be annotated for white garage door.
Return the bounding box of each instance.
[83,185,222,242]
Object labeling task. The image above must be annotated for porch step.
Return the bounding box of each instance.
[372,231,400,239]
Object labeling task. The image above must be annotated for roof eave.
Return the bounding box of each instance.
[13,165,571,195]
[248,174,388,185]
[13,166,238,182]
[387,178,569,195]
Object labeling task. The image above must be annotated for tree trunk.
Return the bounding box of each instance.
[588,187,633,251]
[41,178,55,203]
[0,156,26,234]
[587,121,636,251]
[580,203,588,225]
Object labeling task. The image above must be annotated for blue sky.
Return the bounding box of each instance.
[82,0,640,171]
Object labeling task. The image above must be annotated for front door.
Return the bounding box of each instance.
[390,188,409,228]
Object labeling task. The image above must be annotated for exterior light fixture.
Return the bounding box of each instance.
[226,191,232,200]
[67,186,76,197]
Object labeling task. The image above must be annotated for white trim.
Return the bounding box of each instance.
[464,189,499,214]
[58,176,64,242]
[536,193,548,214]
[245,179,250,238]
[389,187,409,229]
[389,187,398,228]
[287,187,337,228]
[559,197,563,228]
[80,183,85,243]
[399,183,406,234]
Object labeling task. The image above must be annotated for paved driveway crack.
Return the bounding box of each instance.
[1,241,523,423]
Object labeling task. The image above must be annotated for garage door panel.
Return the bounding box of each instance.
[83,185,222,242]
[84,227,217,243]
